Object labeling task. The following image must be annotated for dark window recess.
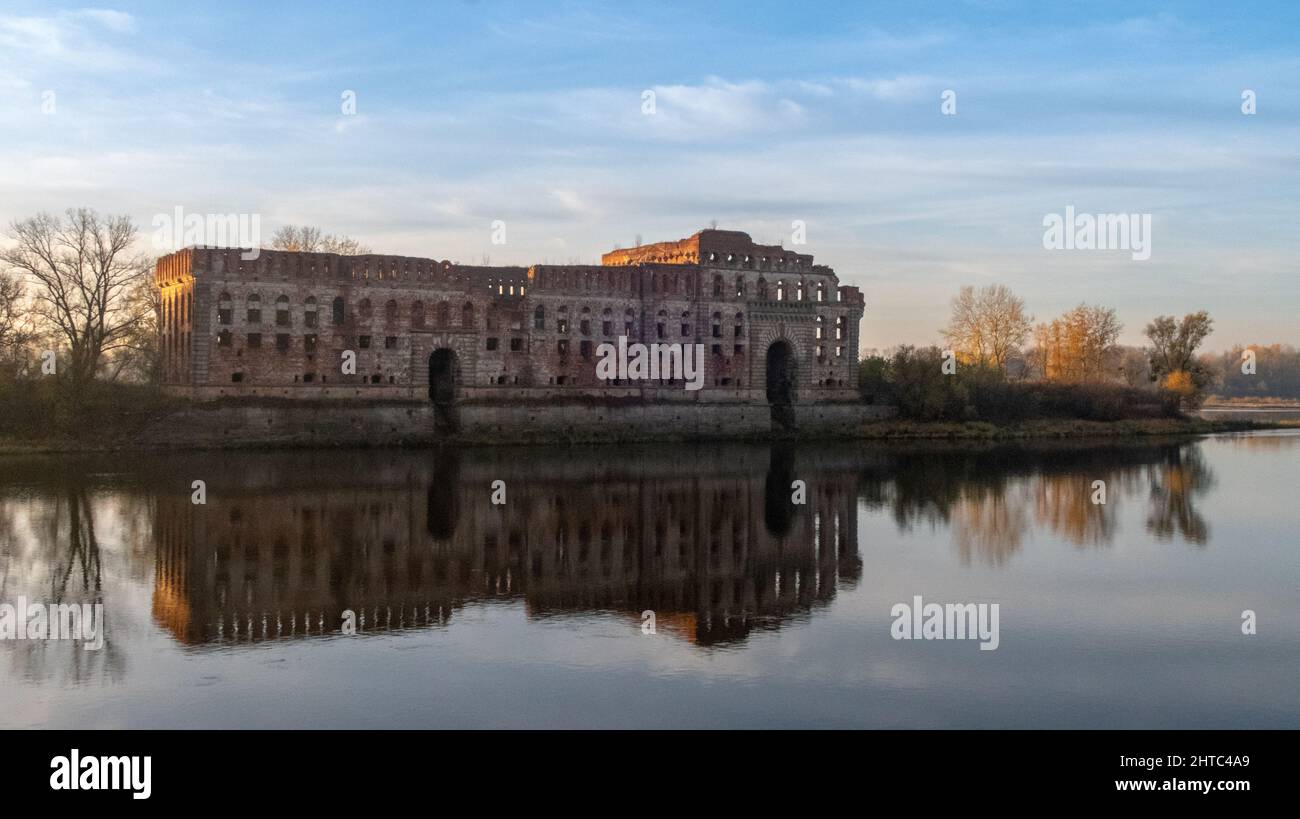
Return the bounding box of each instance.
[217,330,232,347]
[557,319,569,333]
[331,297,345,324]
[247,333,261,348]
[246,309,261,324]
[303,373,315,383]
[509,337,523,352]
[580,340,592,360]
[231,372,243,383]
[304,312,318,328]
[735,325,743,337]
[276,334,290,351]
[735,344,745,355]
[385,336,397,349]
[557,340,569,355]
[359,335,371,349]
[712,344,723,356]
[276,309,290,326]
[681,324,690,337]
[304,334,317,353]
[580,320,590,336]
[218,308,232,324]
[602,321,612,336]
[486,337,499,351]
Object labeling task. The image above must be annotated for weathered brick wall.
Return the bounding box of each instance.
[158,230,864,405]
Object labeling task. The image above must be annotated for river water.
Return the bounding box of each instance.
[2,431,1297,728]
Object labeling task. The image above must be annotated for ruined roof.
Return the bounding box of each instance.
[600,229,814,268]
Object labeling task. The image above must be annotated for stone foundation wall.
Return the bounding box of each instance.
[138,399,893,448]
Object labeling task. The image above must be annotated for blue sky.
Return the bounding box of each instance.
[1,1,1297,349]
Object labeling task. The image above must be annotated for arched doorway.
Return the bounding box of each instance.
[428,348,459,432]
[765,339,797,431]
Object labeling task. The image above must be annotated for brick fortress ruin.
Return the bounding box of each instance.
[155,229,875,438]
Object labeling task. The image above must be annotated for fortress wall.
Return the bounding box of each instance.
[137,400,892,448]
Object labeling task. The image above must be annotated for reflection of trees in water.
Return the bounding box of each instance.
[1145,447,1214,545]
[860,441,1216,565]
[0,468,124,685]
[1032,473,1129,548]
[952,484,1030,567]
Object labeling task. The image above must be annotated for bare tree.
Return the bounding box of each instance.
[941,284,1032,371]
[270,225,370,255]
[0,270,36,378]
[103,275,161,383]
[0,209,152,398]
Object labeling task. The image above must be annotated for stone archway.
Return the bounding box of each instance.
[428,348,460,432]
[765,339,797,431]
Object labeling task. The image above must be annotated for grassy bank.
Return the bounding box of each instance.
[853,417,1292,440]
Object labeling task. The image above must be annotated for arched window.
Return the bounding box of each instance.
[411,300,425,328]
[835,315,845,340]
[656,310,667,340]
[711,311,722,339]
[601,307,613,337]
[623,307,635,336]
[385,299,398,322]
[275,294,290,326]
[816,282,826,302]
[331,296,345,325]
[734,312,744,338]
[218,292,232,325]
[776,280,786,302]
[461,302,475,328]
[557,306,569,334]
[580,306,591,336]
[735,276,745,298]
[796,281,805,302]
[713,275,723,297]
[816,315,825,340]
[437,301,450,326]
[304,296,318,328]
[757,278,768,299]
[680,310,691,338]
[534,304,545,330]
[246,293,261,324]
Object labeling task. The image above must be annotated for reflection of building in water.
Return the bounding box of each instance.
[153,447,861,648]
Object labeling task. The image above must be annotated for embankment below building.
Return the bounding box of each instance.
[121,397,894,449]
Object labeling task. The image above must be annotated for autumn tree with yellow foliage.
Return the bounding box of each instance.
[1031,303,1122,382]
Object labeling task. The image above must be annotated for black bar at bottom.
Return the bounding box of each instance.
[5,729,1285,805]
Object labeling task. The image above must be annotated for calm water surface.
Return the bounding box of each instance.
[2,432,1297,728]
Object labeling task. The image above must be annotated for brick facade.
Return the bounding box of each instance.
[156,229,864,411]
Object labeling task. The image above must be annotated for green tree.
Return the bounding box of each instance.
[1145,311,1214,409]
